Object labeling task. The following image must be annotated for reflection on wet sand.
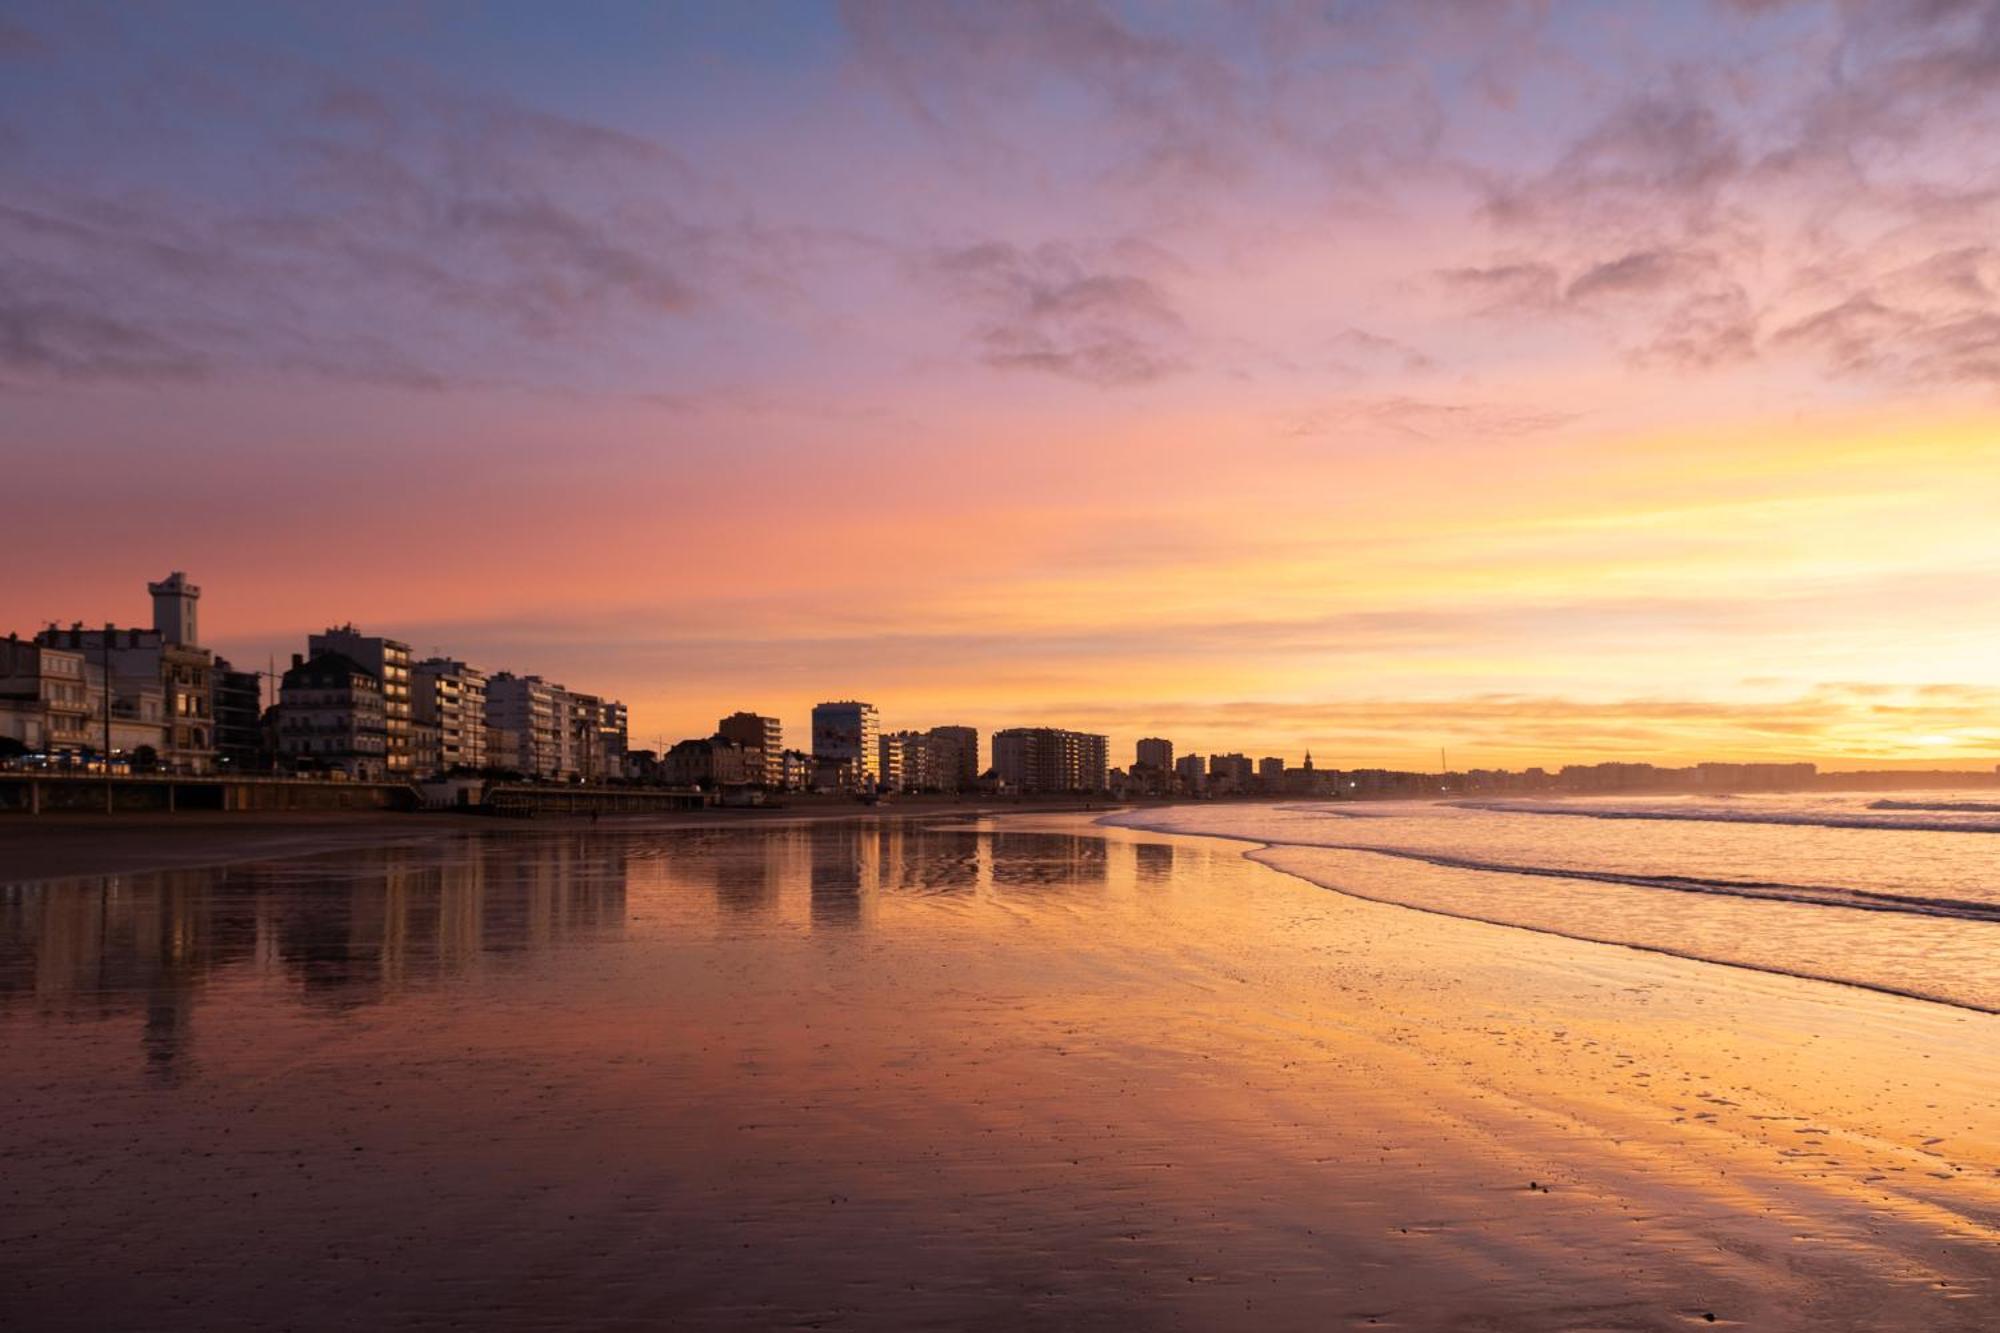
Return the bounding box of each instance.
[0,824,1127,1050]
[2,817,1995,1332]
[2,838,635,1087]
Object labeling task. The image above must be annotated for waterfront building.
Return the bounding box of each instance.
[1696,761,1817,791]
[812,701,880,789]
[718,712,784,786]
[411,717,442,778]
[486,725,522,772]
[485,673,565,778]
[1209,753,1253,793]
[664,736,760,789]
[877,732,906,791]
[1281,749,1337,796]
[1258,756,1285,786]
[149,570,200,645]
[876,728,978,792]
[412,658,488,775]
[277,651,387,780]
[35,572,215,773]
[1126,737,1175,796]
[309,626,412,776]
[596,699,629,779]
[104,669,169,762]
[927,725,979,791]
[780,748,813,791]
[211,658,266,771]
[0,636,94,762]
[567,692,610,783]
[991,727,1109,793]
[1174,753,1207,794]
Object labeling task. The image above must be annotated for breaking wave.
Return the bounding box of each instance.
[1447,800,2000,835]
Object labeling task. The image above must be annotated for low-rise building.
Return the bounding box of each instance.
[0,636,94,762]
[663,736,760,789]
[30,571,216,773]
[36,625,214,774]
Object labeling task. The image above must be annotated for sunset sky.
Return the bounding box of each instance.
[4,1,1999,769]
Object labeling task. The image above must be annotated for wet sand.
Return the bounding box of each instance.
[0,797,1124,883]
[2,814,1994,1329]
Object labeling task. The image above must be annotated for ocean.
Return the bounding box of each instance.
[1104,792,2000,1013]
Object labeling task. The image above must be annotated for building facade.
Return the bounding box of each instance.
[718,712,784,786]
[211,658,266,771]
[991,727,1109,793]
[309,626,412,776]
[277,651,387,780]
[927,725,979,790]
[485,673,565,778]
[1209,753,1253,793]
[876,729,973,792]
[811,700,881,789]
[567,692,610,783]
[0,636,94,762]
[36,623,213,773]
[1135,737,1174,773]
[595,699,629,780]
[662,736,760,789]
[412,658,488,775]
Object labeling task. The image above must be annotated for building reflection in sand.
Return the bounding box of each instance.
[0,823,1159,1081]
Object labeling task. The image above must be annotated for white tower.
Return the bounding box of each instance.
[148,571,201,647]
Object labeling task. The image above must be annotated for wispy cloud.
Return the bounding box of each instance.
[927,239,1186,385]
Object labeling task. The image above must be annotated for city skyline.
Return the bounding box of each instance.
[6,4,2000,768]
[11,566,1996,784]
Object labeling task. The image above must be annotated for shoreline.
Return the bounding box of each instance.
[0,798,1133,885]
[1093,808,2000,1017]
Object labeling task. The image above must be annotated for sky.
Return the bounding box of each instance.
[3,0,1999,771]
